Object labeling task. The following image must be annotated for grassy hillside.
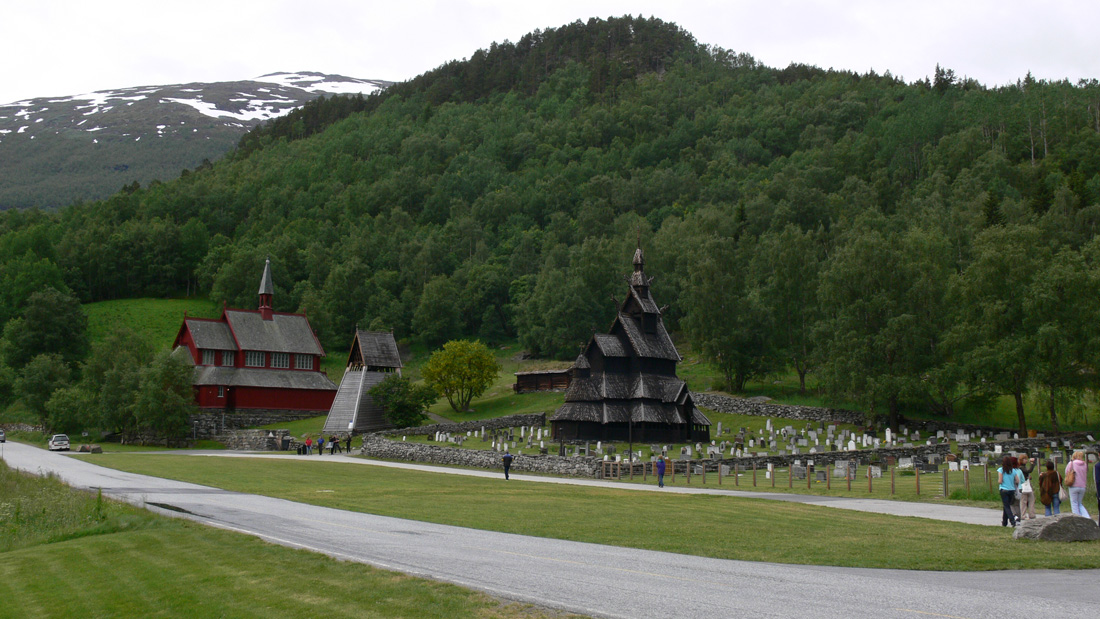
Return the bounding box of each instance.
[84,297,220,349]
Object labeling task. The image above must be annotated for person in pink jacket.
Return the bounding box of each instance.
[1064,451,1090,518]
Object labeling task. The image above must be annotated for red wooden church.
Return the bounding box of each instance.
[172,259,337,413]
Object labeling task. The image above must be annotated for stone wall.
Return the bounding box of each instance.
[190,410,320,439]
[692,393,866,426]
[216,429,292,451]
[0,422,44,433]
[377,413,547,438]
[693,392,1027,436]
[360,433,601,477]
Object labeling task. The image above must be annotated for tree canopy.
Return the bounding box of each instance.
[2,16,1100,431]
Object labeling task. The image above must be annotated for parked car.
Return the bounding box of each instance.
[47,434,70,451]
[0,429,5,442]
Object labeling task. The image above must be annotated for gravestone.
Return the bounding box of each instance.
[868,465,882,478]
[791,465,806,480]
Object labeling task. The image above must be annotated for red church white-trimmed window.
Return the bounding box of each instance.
[218,386,225,398]
[222,351,234,366]
[272,353,290,369]
[202,349,215,365]
[294,354,313,370]
[246,351,265,367]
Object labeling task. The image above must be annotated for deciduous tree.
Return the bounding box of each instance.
[421,340,500,413]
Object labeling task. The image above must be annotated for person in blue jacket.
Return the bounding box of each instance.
[656,457,667,488]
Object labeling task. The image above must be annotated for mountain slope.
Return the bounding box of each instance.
[0,73,392,209]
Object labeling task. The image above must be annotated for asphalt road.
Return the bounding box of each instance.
[4,441,1097,619]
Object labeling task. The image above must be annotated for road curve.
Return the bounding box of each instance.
[3,442,1095,619]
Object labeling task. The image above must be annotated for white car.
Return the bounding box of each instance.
[47,434,70,451]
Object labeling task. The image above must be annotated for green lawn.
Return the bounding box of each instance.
[91,454,1100,571]
[0,461,582,619]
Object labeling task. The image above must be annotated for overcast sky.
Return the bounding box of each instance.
[4,0,1096,105]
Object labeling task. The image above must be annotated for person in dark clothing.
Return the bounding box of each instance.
[1094,454,1100,518]
[330,435,340,454]
[656,457,666,488]
[345,435,352,453]
[502,451,514,480]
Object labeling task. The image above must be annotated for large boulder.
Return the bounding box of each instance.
[1013,514,1100,542]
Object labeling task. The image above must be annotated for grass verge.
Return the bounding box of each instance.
[92,454,1100,571]
[0,460,582,619]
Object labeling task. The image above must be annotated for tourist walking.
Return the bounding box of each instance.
[345,435,352,453]
[1014,454,1036,520]
[1039,460,1062,516]
[1095,455,1100,517]
[997,456,1022,527]
[502,451,514,480]
[317,436,324,455]
[330,436,340,454]
[305,437,312,455]
[1065,451,1090,518]
[656,457,666,488]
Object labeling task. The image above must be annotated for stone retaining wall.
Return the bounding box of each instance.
[216,429,292,451]
[0,422,44,433]
[692,393,866,426]
[190,410,321,439]
[360,434,601,477]
[693,392,1026,436]
[377,413,547,438]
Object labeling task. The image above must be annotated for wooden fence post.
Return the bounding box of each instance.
[788,465,792,488]
[868,466,872,493]
[915,466,920,496]
[735,462,739,487]
[846,465,851,491]
[771,464,776,488]
[965,468,970,495]
[827,464,831,490]
[891,466,895,495]
[943,469,948,498]
[753,461,757,487]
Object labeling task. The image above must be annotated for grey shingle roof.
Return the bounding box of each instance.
[185,319,237,351]
[192,366,337,390]
[354,330,402,368]
[592,334,629,357]
[225,310,324,355]
[628,286,660,314]
[615,312,680,361]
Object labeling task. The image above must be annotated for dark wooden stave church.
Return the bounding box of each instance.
[550,247,710,443]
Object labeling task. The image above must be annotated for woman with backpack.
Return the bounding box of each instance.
[1064,451,1090,518]
[997,456,1022,527]
[1038,460,1063,516]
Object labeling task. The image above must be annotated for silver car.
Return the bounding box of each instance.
[48,434,70,451]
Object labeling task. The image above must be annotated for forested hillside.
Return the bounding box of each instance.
[3,16,1100,432]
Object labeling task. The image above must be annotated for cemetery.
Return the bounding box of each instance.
[367,401,1099,504]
